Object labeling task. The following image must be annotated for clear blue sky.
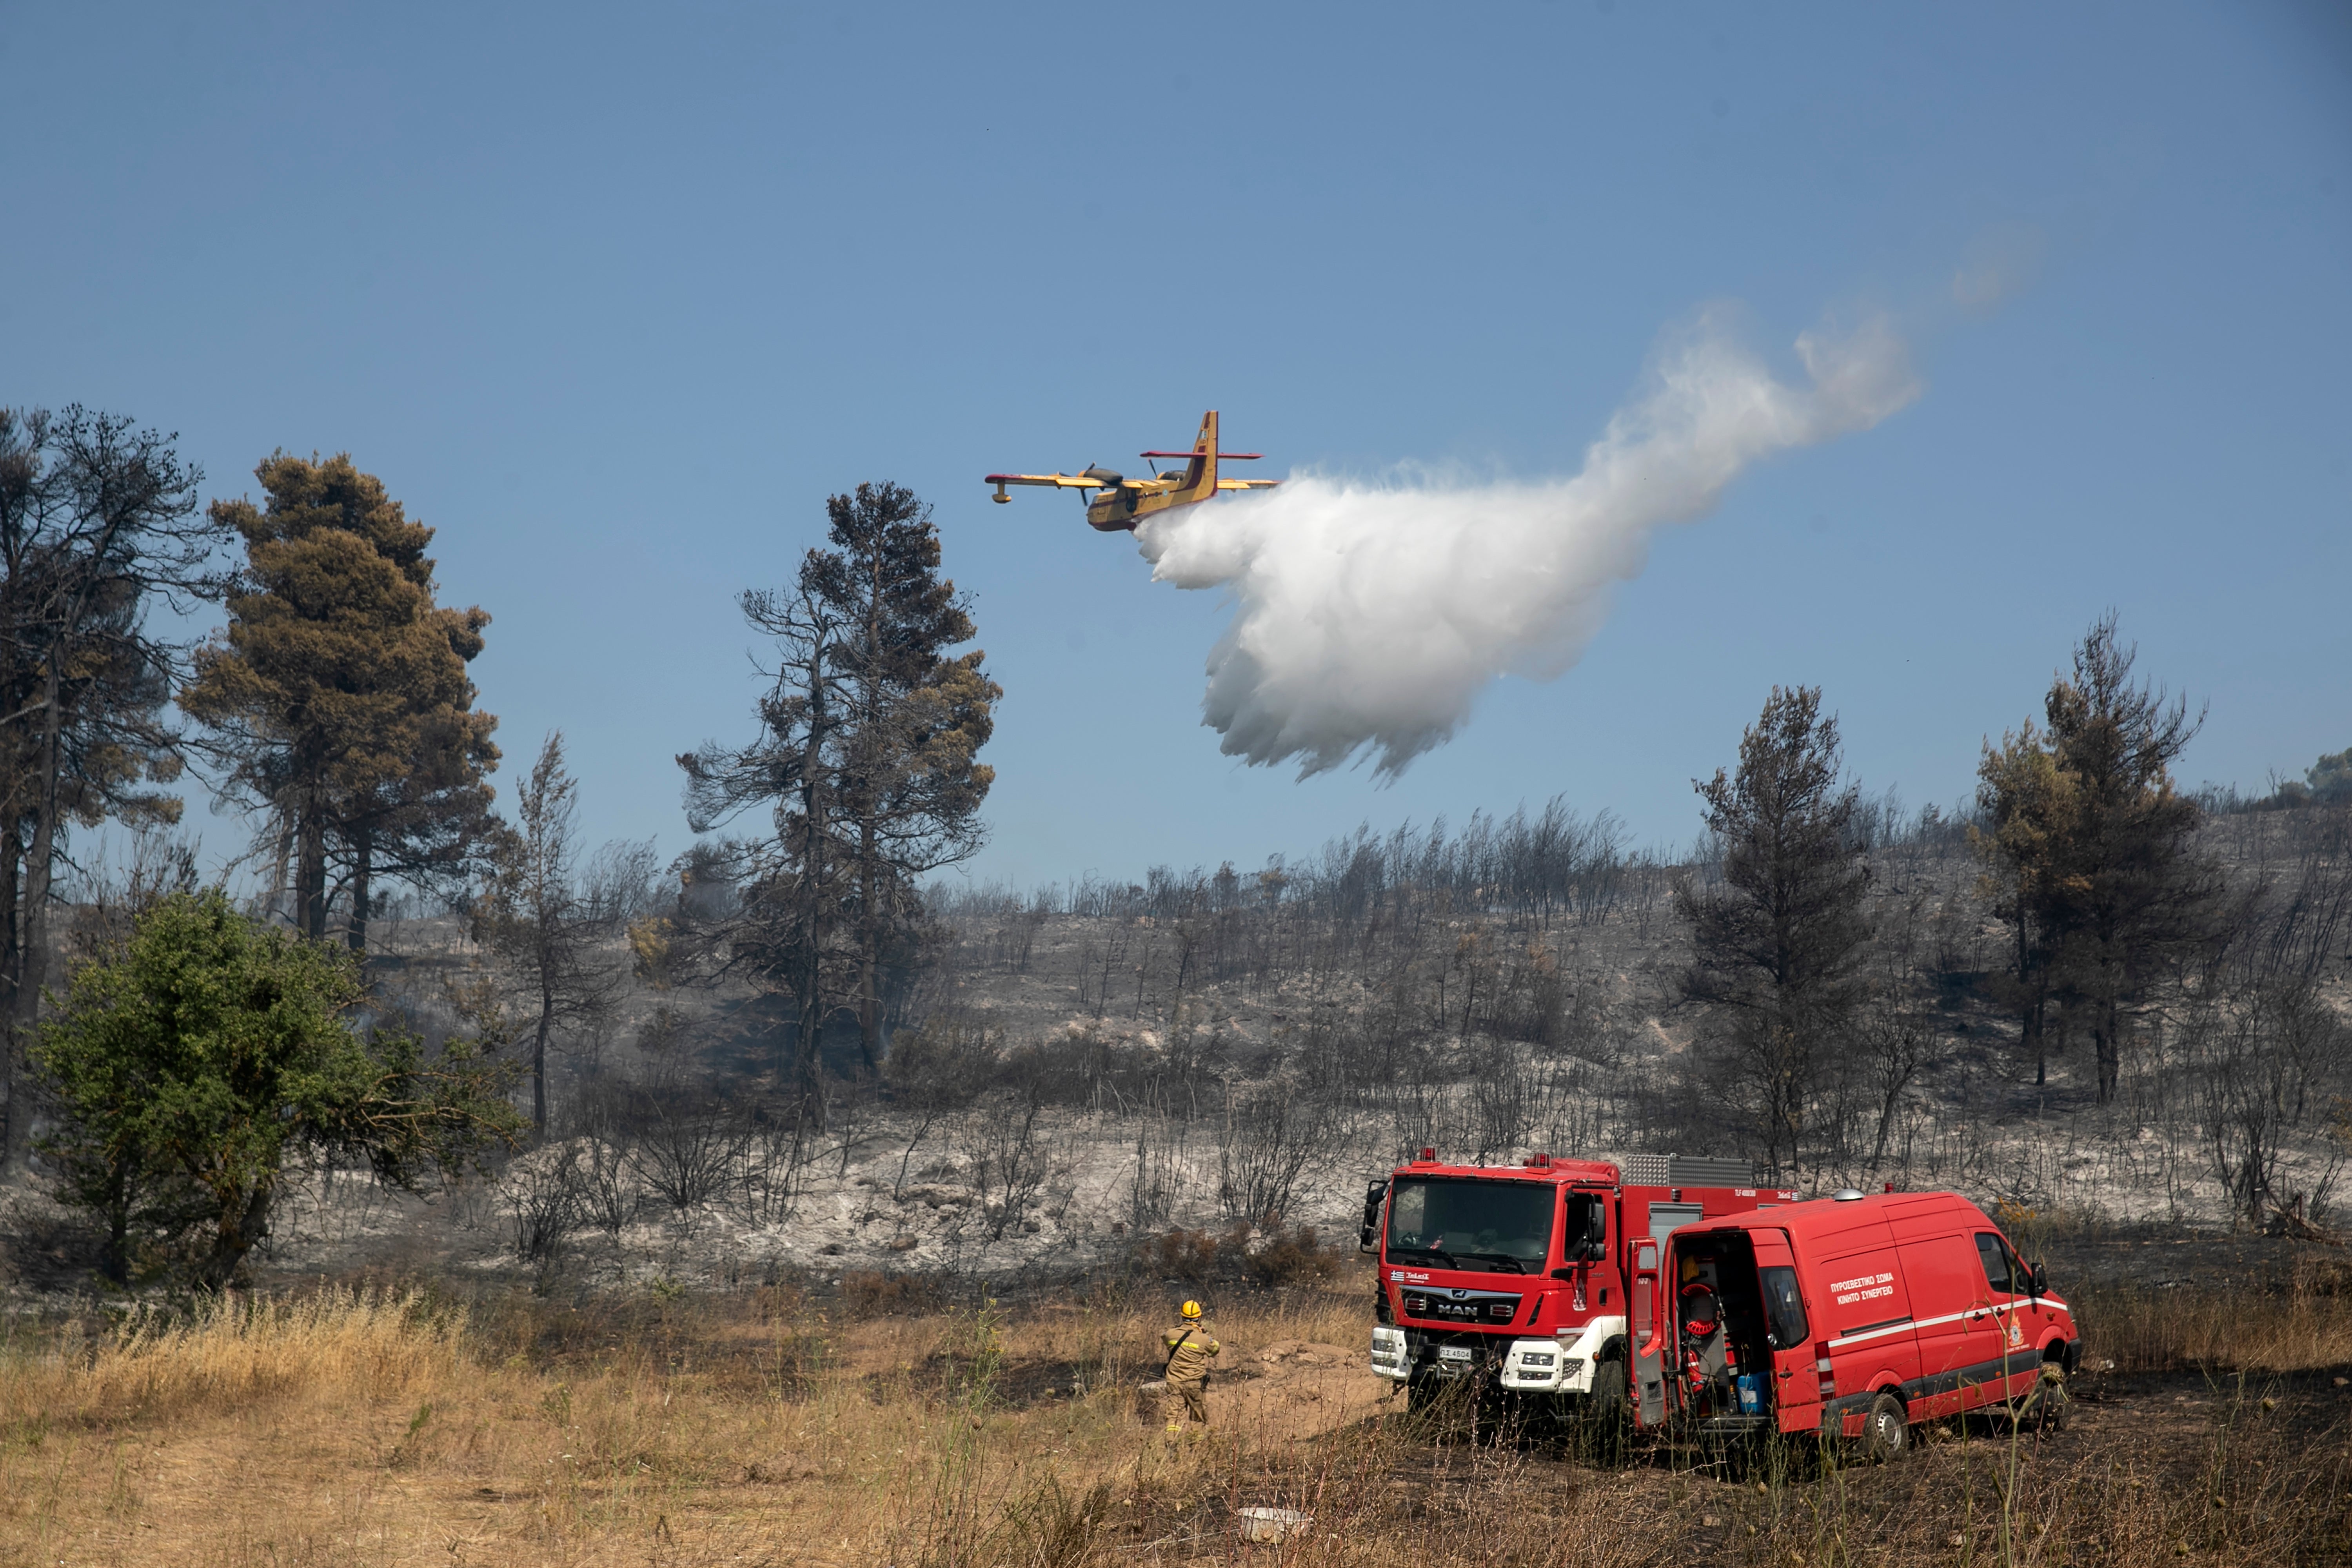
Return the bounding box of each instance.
[8,2,2349,889]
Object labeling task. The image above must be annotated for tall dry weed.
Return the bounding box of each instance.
[0,1287,462,1428]
[2078,1272,2352,1372]
[0,1279,2344,1565]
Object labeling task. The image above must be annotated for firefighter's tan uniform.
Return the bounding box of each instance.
[1160,1323,1219,1432]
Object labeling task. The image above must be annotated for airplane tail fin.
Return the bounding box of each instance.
[1188,410,1217,492]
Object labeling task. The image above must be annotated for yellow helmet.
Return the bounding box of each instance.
[1180,1299,1203,1320]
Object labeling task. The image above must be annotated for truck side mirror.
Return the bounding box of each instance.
[2029,1263,2048,1298]
[1359,1180,1388,1253]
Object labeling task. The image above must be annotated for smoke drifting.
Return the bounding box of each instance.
[1133,307,1922,778]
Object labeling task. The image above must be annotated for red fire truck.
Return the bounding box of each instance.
[1360,1149,1796,1421]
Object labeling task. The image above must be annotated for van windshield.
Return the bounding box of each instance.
[1384,1178,1553,1274]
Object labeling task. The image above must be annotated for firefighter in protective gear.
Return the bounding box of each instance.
[1160,1300,1219,1434]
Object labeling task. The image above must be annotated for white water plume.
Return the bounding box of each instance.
[1134,306,1922,778]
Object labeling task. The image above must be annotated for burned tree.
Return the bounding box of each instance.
[811,483,999,1069]
[1974,727,2070,1085]
[680,483,996,1120]
[679,576,854,1116]
[1976,616,2219,1102]
[479,732,616,1135]
[1676,686,1873,1180]
[0,408,229,1167]
[2184,809,2352,1223]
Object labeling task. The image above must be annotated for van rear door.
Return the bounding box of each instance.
[1630,1237,1668,1427]
[1752,1232,1820,1435]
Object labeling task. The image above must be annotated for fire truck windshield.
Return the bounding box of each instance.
[1384,1177,1554,1274]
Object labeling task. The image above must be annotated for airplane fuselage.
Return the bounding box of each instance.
[1085,474,1209,532]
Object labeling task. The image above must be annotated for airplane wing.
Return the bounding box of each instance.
[986,472,1108,490]
[1215,478,1282,491]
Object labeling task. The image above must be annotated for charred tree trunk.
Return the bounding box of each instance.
[0,826,19,1168]
[859,817,880,1074]
[5,669,63,1168]
[268,815,295,925]
[796,637,832,1129]
[2094,997,2121,1105]
[2014,911,2049,1088]
[297,794,330,942]
[345,829,374,953]
[532,984,552,1136]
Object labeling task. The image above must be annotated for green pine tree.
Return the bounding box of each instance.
[180,453,500,946]
[681,482,997,1114]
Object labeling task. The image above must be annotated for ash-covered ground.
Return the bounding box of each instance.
[4,811,2345,1303]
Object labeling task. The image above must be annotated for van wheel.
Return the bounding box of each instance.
[2023,1364,2072,1432]
[1858,1393,1908,1464]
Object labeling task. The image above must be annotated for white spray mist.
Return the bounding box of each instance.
[1133,306,1923,778]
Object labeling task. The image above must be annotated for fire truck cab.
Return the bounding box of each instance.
[1361,1149,1796,1417]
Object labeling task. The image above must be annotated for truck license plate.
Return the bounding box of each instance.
[1438,1346,1473,1361]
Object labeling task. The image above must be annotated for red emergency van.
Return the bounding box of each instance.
[1655,1189,2080,1458]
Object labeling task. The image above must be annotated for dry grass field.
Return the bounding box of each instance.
[5,1255,2352,1568]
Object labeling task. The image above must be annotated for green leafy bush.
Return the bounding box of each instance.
[33,889,524,1287]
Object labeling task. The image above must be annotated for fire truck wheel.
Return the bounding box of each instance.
[1573,1351,1629,1465]
[1859,1392,1908,1464]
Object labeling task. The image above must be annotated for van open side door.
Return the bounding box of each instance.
[1753,1232,1821,1434]
[1631,1237,1667,1426]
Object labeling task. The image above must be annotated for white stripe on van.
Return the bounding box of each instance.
[1830,1314,1940,1348]
[1829,1298,2071,1350]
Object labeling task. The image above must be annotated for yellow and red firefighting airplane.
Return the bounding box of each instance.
[986,410,1278,532]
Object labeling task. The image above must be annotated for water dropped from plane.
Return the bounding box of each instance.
[1133,305,1922,777]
